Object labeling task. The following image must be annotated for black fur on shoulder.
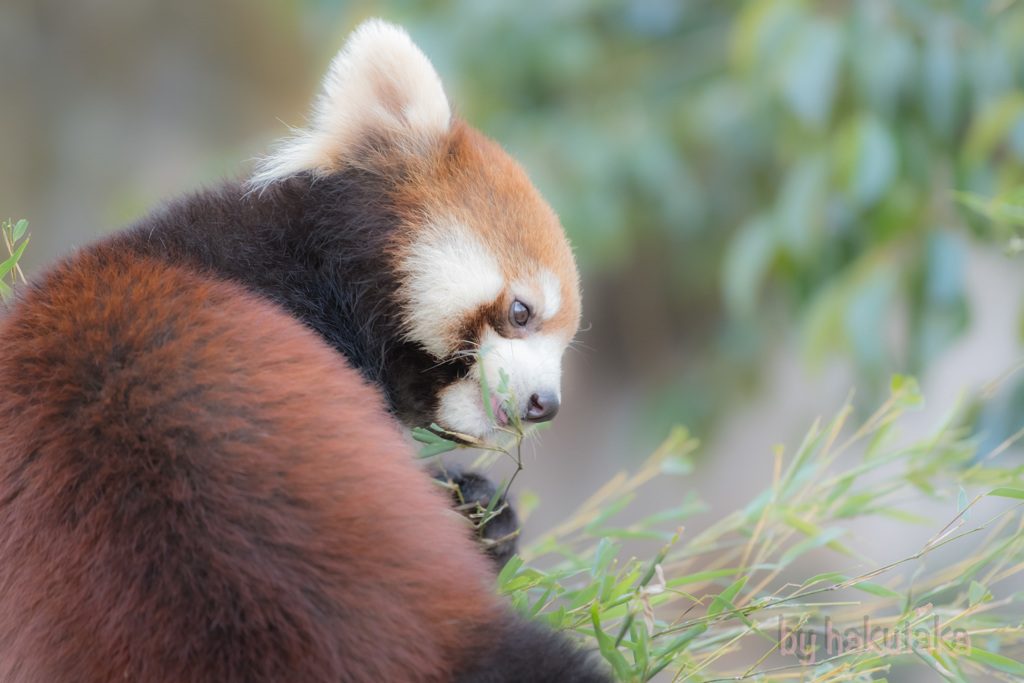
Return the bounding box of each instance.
[432,464,520,571]
[112,171,471,427]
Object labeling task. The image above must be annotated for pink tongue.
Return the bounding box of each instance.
[491,397,509,426]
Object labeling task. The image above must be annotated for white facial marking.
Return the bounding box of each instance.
[436,381,497,441]
[479,331,564,406]
[250,19,451,189]
[400,218,504,358]
[540,269,562,320]
[434,327,567,442]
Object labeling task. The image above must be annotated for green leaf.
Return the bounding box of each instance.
[957,486,970,522]
[876,508,934,525]
[802,571,848,587]
[778,527,847,567]
[722,214,775,316]
[852,115,898,207]
[660,452,694,476]
[502,569,551,593]
[891,374,923,409]
[968,580,988,606]
[481,479,505,526]
[591,538,619,577]
[478,353,496,425]
[915,647,964,682]
[630,622,649,670]
[656,624,707,658]
[844,260,898,369]
[730,0,803,71]
[590,528,668,540]
[568,583,601,611]
[496,556,525,591]
[802,278,847,371]
[774,154,827,261]
[0,237,29,280]
[528,583,558,618]
[11,219,27,243]
[953,190,1024,228]
[591,603,633,680]
[988,487,1024,500]
[922,20,958,138]
[707,576,747,618]
[781,512,822,537]
[411,425,459,457]
[584,492,635,534]
[776,416,828,500]
[933,645,970,683]
[667,567,762,588]
[852,25,912,115]
[546,606,568,629]
[638,502,706,527]
[720,576,746,602]
[779,19,843,128]
[850,580,903,599]
[411,426,446,444]
[965,649,1024,676]
[416,441,458,457]
[965,92,1024,162]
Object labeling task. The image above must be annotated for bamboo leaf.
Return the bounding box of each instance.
[965,649,1024,676]
[11,219,27,243]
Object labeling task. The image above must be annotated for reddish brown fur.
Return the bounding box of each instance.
[0,246,503,682]
[391,118,582,338]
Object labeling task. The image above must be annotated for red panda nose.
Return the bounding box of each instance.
[525,392,560,423]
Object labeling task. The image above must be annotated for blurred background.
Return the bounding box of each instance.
[4,0,1024,581]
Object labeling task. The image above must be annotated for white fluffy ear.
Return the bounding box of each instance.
[251,19,451,187]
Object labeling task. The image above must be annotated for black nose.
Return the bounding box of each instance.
[525,392,560,423]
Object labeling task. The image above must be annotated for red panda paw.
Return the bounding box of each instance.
[431,465,520,572]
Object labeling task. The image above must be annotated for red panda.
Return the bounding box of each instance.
[0,19,609,683]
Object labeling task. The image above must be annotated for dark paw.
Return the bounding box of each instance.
[431,464,520,571]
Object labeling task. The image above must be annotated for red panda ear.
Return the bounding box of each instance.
[251,19,451,187]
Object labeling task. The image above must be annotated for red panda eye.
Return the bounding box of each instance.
[510,300,530,327]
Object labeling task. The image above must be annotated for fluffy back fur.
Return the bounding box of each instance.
[0,19,606,683]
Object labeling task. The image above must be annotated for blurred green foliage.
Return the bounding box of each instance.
[496,377,1024,681]
[322,0,1024,438]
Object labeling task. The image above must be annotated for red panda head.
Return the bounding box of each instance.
[251,20,581,444]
